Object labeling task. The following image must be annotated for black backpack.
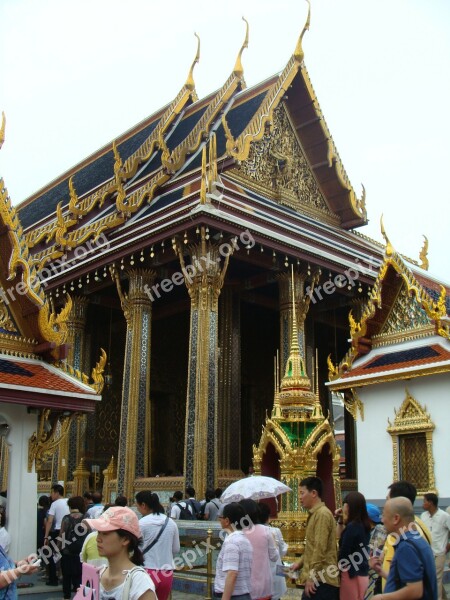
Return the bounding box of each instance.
[61,514,88,555]
[176,502,195,520]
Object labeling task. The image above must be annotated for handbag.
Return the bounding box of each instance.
[73,563,101,600]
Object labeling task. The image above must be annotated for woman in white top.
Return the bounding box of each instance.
[84,506,156,600]
[136,491,180,600]
[259,503,288,600]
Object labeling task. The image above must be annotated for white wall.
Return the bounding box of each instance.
[356,373,450,501]
[0,405,38,560]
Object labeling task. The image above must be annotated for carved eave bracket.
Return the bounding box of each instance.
[37,294,73,348]
[419,235,429,271]
[28,409,78,472]
[91,347,107,394]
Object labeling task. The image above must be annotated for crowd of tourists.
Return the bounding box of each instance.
[0,478,448,599]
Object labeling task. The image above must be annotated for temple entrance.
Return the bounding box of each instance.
[316,442,335,512]
[261,442,280,516]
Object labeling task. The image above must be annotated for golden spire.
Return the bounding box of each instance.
[233,17,249,78]
[311,349,324,420]
[419,235,429,271]
[380,214,393,256]
[294,0,311,63]
[185,33,201,91]
[279,267,314,410]
[0,112,5,150]
[272,352,282,419]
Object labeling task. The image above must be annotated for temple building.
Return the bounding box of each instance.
[327,233,450,504]
[1,8,448,529]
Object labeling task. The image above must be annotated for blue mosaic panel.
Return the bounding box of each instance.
[184,310,199,487]
[206,311,218,489]
[117,328,133,493]
[135,311,150,478]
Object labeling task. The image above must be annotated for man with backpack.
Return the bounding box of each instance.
[170,491,195,520]
[372,497,437,600]
[59,496,89,600]
[185,487,202,519]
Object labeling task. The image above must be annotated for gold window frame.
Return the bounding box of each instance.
[387,389,436,495]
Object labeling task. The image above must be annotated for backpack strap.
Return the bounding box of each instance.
[121,566,147,600]
[142,517,169,554]
[211,500,219,509]
[394,538,433,599]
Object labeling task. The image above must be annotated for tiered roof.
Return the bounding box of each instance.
[327,227,450,390]
[0,114,102,409]
[16,14,371,285]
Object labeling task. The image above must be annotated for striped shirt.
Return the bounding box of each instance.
[214,531,253,596]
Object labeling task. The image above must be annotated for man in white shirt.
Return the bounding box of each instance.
[85,492,104,518]
[421,492,450,599]
[43,484,69,586]
[169,491,193,519]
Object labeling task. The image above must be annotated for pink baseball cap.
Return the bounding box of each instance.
[84,506,141,539]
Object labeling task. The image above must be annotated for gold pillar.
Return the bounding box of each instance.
[175,228,231,499]
[218,286,241,474]
[112,268,155,500]
[63,296,89,483]
[72,457,91,496]
[102,456,116,503]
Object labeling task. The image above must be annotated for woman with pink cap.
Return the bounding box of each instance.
[84,506,156,600]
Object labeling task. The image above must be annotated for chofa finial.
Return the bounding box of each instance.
[0,112,5,150]
[185,33,201,91]
[294,0,311,63]
[233,17,249,78]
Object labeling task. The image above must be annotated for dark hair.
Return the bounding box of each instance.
[222,503,247,530]
[205,489,215,502]
[185,486,196,498]
[38,495,51,509]
[0,509,5,528]
[51,484,64,496]
[424,492,438,507]
[258,502,271,524]
[102,504,113,513]
[68,496,86,513]
[83,491,93,501]
[115,495,128,507]
[300,476,323,498]
[173,491,183,501]
[116,529,143,565]
[215,488,223,499]
[92,492,103,504]
[344,492,371,532]
[136,491,164,515]
[238,499,261,525]
[135,490,153,506]
[388,481,417,504]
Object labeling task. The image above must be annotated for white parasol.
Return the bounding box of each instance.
[220,475,292,504]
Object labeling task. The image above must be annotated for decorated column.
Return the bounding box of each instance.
[65,296,89,483]
[174,228,231,499]
[278,269,320,373]
[112,268,156,500]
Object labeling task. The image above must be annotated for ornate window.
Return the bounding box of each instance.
[387,390,436,494]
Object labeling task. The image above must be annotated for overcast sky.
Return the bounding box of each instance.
[1,0,449,280]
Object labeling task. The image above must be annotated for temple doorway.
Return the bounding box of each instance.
[316,442,335,512]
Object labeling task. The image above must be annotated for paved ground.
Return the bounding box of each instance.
[16,568,450,599]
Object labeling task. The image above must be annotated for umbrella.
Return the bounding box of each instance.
[220,475,292,504]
